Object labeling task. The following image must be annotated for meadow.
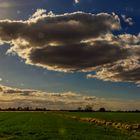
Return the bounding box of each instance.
[59,112,140,124]
[0,112,139,140]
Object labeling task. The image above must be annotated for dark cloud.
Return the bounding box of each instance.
[0,11,120,45]
[87,57,140,84]
[29,41,128,72]
[112,67,140,85]
[0,85,38,96]
[0,9,140,84]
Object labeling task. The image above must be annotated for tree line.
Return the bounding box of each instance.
[0,106,139,112]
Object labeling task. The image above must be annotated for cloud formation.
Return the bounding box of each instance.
[0,9,140,85]
[74,0,80,4]
[0,85,139,110]
[121,15,134,26]
[0,85,97,110]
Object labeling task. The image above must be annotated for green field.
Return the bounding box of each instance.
[59,112,140,124]
[0,112,139,140]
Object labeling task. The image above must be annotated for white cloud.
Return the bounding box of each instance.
[0,85,139,111]
[74,0,80,4]
[121,15,134,26]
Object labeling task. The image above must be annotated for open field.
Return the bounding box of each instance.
[0,112,139,140]
[59,112,140,124]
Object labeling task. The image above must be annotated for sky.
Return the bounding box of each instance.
[0,0,140,110]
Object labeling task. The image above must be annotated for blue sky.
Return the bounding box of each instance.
[0,0,140,104]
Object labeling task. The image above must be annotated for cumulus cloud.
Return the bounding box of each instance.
[121,15,134,26]
[0,10,121,72]
[0,9,140,85]
[87,34,140,84]
[74,0,80,4]
[0,85,139,110]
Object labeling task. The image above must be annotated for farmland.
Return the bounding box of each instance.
[59,112,140,124]
[0,112,139,140]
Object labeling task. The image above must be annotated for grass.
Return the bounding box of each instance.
[59,112,140,124]
[0,112,139,140]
